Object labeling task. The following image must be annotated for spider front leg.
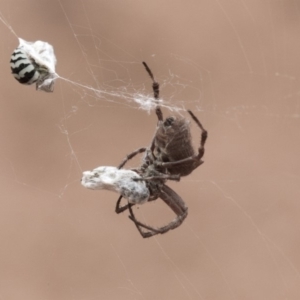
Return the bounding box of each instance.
[117,147,147,169]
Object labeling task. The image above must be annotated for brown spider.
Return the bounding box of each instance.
[115,62,208,238]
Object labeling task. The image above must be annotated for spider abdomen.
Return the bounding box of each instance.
[154,116,202,176]
[157,118,194,157]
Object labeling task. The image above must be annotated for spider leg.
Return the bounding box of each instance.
[187,110,208,160]
[133,173,180,182]
[118,147,147,169]
[116,194,158,214]
[142,61,163,122]
[155,156,204,168]
[143,61,165,162]
[128,185,188,238]
[128,205,188,238]
[155,106,163,121]
[128,204,161,238]
[143,62,160,101]
[115,195,134,214]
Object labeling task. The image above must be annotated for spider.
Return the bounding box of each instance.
[115,62,208,238]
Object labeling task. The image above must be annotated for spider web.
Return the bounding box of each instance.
[0,1,300,300]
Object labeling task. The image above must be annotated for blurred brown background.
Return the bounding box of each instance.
[0,0,300,299]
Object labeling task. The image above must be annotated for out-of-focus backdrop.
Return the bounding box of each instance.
[0,1,300,299]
